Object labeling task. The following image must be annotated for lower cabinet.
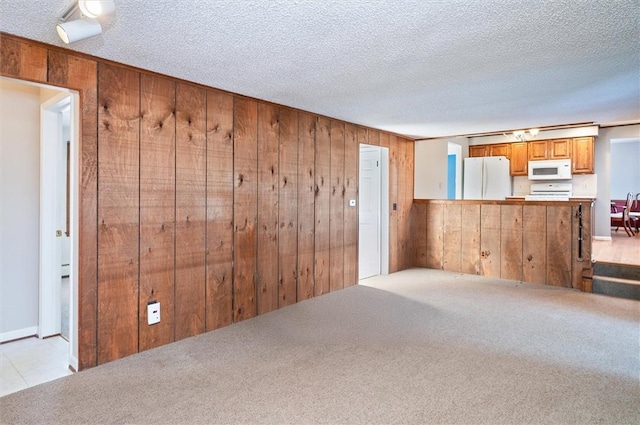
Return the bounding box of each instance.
[412,200,593,291]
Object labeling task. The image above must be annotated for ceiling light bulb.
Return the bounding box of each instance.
[78,0,115,18]
[56,19,102,44]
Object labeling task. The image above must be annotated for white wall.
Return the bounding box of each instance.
[414,137,468,199]
[594,124,640,238]
[1,79,41,337]
[610,140,640,200]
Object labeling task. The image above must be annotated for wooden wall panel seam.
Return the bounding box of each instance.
[232,99,236,319]
[254,100,259,317]
[137,74,141,354]
[277,108,281,306]
[173,84,178,340]
[203,92,208,329]
[295,115,299,302]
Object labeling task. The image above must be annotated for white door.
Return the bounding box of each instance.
[40,94,69,338]
[359,147,381,279]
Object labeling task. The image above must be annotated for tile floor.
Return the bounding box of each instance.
[1,336,73,397]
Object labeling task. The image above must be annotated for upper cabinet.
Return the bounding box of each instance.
[528,139,571,160]
[469,136,595,175]
[469,145,488,157]
[527,140,548,160]
[571,137,594,174]
[489,143,511,158]
[470,143,511,158]
[549,139,571,159]
[510,142,528,176]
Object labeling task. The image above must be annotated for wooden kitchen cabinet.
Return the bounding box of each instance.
[528,139,571,160]
[528,141,548,160]
[469,143,510,158]
[549,139,571,159]
[510,142,528,176]
[572,137,594,174]
[469,136,594,174]
[489,143,511,158]
[469,145,488,157]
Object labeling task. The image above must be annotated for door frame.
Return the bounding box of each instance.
[358,144,389,278]
[39,87,79,370]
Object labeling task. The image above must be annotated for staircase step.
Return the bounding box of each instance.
[593,262,640,281]
[592,275,640,300]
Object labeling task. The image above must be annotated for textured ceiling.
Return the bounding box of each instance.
[1,0,639,138]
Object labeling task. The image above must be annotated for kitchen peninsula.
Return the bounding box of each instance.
[411,199,593,291]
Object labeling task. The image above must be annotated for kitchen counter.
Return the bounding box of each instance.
[414,198,594,205]
[412,198,593,291]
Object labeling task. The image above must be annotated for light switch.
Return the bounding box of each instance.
[349,199,356,207]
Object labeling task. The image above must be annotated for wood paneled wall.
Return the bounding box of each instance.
[411,200,593,290]
[0,33,415,369]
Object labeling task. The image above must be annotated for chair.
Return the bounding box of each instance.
[631,193,640,232]
[611,192,637,237]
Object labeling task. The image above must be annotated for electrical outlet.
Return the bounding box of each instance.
[147,301,160,325]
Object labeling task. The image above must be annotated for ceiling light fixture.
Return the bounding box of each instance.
[510,128,539,142]
[56,0,115,44]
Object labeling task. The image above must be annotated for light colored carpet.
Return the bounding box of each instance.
[1,268,639,424]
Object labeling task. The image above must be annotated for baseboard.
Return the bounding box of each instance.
[593,236,612,241]
[69,353,79,372]
[0,326,38,343]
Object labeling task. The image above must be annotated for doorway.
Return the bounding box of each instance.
[40,92,72,341]
[358,144,389,279]
[0,77,79,372]
[447,142,462,199]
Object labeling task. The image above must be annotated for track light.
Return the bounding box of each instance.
[56,0,115,44]
[78,0,115,19]
[56,19,102,44]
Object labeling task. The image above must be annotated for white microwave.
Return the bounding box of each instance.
[528,159,572,180]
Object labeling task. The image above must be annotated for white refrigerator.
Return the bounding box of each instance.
[463,156,512,200]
